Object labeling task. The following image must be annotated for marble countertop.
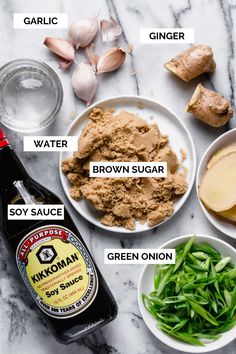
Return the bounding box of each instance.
[0,0,236,353]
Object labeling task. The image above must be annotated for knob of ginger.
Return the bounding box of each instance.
[164,45,216,81]
[186,84,233,127]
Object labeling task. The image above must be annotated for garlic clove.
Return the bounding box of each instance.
[44,37,75,70]
[100,16,122,42]
[44,37,75,61]
[58,57,74,70]
[85,43,99,68]
[72,63,97,105]
[68,17,98,49]
[97,47,126,74]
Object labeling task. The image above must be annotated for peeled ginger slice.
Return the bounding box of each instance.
[207,144,236,169]
[199,152,236,212]
[217,205,236,222]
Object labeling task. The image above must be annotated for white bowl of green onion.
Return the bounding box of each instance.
[138,235,236,353]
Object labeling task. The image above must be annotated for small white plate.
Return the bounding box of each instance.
[138,234,236,353]
[59,95,196,233]
[196,129,236,239]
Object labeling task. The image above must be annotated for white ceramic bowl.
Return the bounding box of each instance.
[196,129,236,238]
[60,95,196,233]
[138,234,236,353]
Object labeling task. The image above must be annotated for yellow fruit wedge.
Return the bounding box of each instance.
[217,205,236,222]
[199,152,236,212]
[207,144,236,169]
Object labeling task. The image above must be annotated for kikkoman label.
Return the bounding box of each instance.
[16,225,98,319]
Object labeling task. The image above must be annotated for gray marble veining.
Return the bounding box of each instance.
[0,0,236,353]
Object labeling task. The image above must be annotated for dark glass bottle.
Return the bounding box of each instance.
[0,130,117,344]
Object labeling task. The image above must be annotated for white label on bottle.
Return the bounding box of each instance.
[13,13,68,29]
[8,205,64,220]
[104,249,176,264]
[23,136,78,152]
[140,28,194,43]
[16,225,98,319]
[90,162,167,177]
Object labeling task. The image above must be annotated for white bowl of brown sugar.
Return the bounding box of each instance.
[60,96,196,233]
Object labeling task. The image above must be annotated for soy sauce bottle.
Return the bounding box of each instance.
[0,130,117,343]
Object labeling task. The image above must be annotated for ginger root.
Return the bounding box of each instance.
[164,45,216,81]
[186,83,233,127]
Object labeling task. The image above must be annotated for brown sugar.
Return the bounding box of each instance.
[62,108,188,230]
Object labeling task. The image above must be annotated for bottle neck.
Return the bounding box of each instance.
[0,142,28,188]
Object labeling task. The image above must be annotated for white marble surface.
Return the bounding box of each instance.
[0,0,236,353]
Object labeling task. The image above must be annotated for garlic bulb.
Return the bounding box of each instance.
[97,47,126,74]
[100,16,122,42]
[69,17,98,49]
[72,63,97,105]
[44,37,75,69]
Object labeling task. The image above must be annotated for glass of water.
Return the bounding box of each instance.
[0,59,63,133]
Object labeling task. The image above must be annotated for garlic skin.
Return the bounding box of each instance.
[85,43,99,67]
[72,63,97,105]
[69,17,98,49]
[97,47,126,74]
[44,37,75,69]
[100,16,122,42]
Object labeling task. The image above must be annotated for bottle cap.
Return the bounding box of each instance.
[0,128,6,140]
[0,128,9,148]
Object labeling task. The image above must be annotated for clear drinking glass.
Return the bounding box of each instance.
[0,59,63,132]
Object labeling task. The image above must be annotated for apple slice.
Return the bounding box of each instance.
[199,152,236,212]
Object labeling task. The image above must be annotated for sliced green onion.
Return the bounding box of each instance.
[143,236,236,346]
